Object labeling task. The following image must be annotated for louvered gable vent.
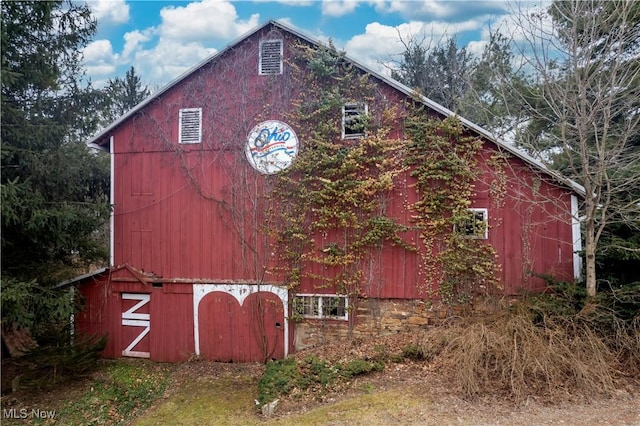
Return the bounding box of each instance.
[179,108,202,144]
[259,39,283,75]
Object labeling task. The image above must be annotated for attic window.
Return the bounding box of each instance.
[342,103,368,139]
[259,39,283,75]
[179,108,202,144]
[455,208,488,239]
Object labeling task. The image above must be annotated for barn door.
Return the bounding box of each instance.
[198,291,285,362]
[121,293,150,358]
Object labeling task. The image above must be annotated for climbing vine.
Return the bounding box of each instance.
[267,39,502,309]
[405,111,501,304]
[267,41,413,316]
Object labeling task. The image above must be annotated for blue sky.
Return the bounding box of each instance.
[83,1,545,89]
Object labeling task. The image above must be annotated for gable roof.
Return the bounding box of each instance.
[87,20,585,197]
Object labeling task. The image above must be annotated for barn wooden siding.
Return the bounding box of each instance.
[75,266,195,362]
[108,24,574,296]
[75,267,288,362]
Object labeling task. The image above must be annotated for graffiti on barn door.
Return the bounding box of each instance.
[121,293,150,358]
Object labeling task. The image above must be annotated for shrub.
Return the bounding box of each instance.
[528,277,640,374]
[257,355,385,406]
[438,313,617,401]
[257,358,300,405]
[401,344,426,361]
[417,282,639,403]
[340,359,383,377]
[11,334,107,390]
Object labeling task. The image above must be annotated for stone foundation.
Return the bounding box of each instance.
[293,297,501,351]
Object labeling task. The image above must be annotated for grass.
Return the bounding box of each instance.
[133,374,259,426]
[262,389,429,426]
[1,359,172,426]
[1,355,392,426]
[58,360,171,425]
[134,366,429,426]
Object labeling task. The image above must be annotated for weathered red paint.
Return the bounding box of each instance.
[74,266,197,362]
[72,21,580,362]
[149,285,195,362]
[198,291,284,362]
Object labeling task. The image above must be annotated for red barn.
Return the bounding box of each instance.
[74,21,584,363]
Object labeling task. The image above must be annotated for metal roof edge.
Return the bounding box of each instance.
[56,267,108,288]
[328,43,586,197]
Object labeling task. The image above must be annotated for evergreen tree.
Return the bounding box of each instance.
[1,1,110,335]
[392,36,473,114]
[103,66,150,122]
[392,32,525,136]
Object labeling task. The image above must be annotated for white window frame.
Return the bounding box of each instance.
[293,294,348,320]
[342,103,368,139]
[455,208,488,239]
[178,108,202,144]
[259,39,283,76]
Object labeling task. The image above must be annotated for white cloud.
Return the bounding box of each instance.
[375,0,509,21]
[83,0,263,86]
[254,0,313,4]
[322,0,360,17]
[466,40,488,57]
[133,38,217,84]
[83,39,118,78]
[122,29,155,60]
[345,22,420,59]
[474,2,558,70]
[89,0,130,25]
[159,0,260,42]
[343,19,486,74]
[380,0,451,19]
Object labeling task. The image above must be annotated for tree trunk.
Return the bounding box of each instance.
[584,219,597,297]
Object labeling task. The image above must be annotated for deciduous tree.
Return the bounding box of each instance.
[506,0,640,296]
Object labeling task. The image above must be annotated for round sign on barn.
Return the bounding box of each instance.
[245,120,298,174]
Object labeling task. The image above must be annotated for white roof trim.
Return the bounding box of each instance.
[87,20,585,197]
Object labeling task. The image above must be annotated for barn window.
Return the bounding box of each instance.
[342,103,368,139]
[455,208,488,239]
[259,39,283,75]
[179,108,202,144]
[293,295,348,320]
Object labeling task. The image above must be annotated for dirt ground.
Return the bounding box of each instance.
[2,331,640,425]
[279,333,640,425]
[151,332,640,425]
[157,355,640,426]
